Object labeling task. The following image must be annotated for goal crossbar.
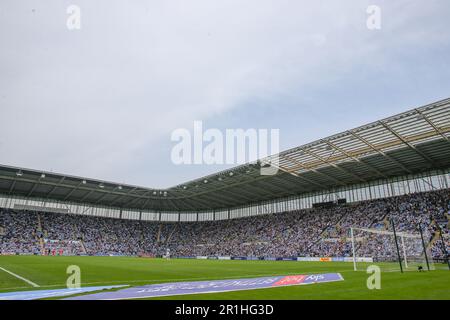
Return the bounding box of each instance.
[351,227,421,239]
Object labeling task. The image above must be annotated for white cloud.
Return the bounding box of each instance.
[0,0,449,186]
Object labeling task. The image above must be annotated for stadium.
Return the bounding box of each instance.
[0,98,449,300]
[2,1,450,307]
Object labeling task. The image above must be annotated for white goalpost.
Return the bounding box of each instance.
[350,227,357,271]
[400,235,408,269]
[350,227,431,271]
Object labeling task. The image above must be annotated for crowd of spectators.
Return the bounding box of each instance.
[0,189,448,261]
[0,210,41,255]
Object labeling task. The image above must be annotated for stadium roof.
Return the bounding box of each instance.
[1,98,450,212]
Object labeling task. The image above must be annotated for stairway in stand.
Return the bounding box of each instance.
[80,239,88,255]
[36,214,45,255]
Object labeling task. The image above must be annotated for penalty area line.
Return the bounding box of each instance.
[0,266,40,288]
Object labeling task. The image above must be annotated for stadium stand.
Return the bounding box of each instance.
[1,189,448,260]
[1,99,449,266]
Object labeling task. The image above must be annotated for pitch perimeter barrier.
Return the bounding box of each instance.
[177,256,376,262]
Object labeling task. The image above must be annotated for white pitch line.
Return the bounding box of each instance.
[0,266,40,288]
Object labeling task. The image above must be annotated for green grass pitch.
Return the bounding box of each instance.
[0,255,449,299]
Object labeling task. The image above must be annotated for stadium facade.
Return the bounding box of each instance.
[0,98,449,222]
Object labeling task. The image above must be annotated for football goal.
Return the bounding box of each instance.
[350,224,433,272]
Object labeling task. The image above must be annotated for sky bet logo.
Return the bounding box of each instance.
[273,275,307,286]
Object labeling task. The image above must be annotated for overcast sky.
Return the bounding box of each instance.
[1,1,449,188]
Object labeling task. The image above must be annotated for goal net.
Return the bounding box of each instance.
[350,226,435,272]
